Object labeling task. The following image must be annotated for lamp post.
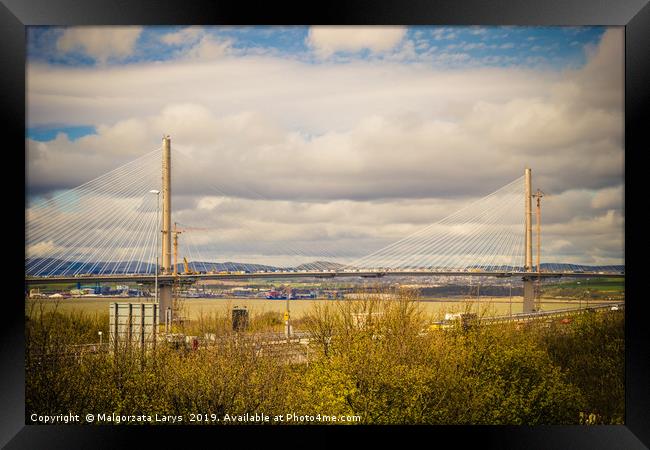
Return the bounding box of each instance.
[286,292,291,342]
[577,281,582,309]
[150,190,160,305]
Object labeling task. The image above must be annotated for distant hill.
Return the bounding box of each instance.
[25,258,351,276]
[180,261,279,273]
[464,263,624,273]
[25,258,159,276]
[538,263,624,273]
[24,257,624,276]
[24,258,282,275]
[293,261,347,271]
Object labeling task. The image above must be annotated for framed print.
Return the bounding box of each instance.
[4,0,649,447]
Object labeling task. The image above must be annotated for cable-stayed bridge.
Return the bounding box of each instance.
[25,136,624,319]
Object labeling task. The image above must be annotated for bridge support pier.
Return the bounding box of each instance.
[523,278,535,313]
[159,284,173,327]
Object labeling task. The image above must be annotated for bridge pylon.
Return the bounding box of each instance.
[159,135,173,324]
[522,168,535,313]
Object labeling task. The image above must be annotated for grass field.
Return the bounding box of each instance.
[540,277,624,300]
[545,278,624,291]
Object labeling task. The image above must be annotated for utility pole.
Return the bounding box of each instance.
[285,287,292,342]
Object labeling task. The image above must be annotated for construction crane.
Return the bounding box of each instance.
[172,223,183,276]
[532,188,545,312]
[172,222,212,276]
[183,257,198,275]
[531,189,545,273]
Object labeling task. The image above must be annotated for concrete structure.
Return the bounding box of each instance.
[523,168,535,313]
[525,168,533,272]
[25,269,623,286]
[159,136,173,323]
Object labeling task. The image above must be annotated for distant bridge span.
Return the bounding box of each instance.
[25,137,624,316]
[24,270,624,286]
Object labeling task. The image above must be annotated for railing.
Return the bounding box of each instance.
[24,269,625,286]
[481,302,624,325]
[27,342,110,361]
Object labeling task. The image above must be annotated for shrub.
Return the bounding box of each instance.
[25,291,624,425]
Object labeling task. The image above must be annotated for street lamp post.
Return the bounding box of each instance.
[577,281,582,309]
[150,190,160,306]
[286,294,291,342]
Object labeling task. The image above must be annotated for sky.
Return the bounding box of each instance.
[25,25,624,266]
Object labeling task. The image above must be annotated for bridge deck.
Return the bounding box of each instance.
[25,270,624,285]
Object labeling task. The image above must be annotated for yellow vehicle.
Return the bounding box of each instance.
[428,321,452,331]
[183,257,198,275]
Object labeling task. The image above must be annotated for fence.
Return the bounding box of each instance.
[109,303,158,350]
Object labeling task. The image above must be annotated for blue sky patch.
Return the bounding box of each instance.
[27,25,606,70]
[27,125,97,142]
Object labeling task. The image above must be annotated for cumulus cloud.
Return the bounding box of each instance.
[432,28,458,41]
[160,26,205,45]
[159,27,232,60]
[184,35,232,60]
[540,210,624,264]
[56,26,142,64]
[307,26,407,58]
[27,28,624,265]
[591,185,624,210]
[27,240,58,257]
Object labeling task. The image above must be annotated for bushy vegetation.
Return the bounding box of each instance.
[538,311,625,424]
[25,292,624,425]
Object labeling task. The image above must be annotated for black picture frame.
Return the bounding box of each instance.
[4,0,648,447]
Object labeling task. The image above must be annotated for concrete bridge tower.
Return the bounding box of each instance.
[159,135,173,323]
[523,168,535,313]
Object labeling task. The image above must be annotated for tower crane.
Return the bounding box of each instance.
[531,189,545,273]
[531,188,545,312]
